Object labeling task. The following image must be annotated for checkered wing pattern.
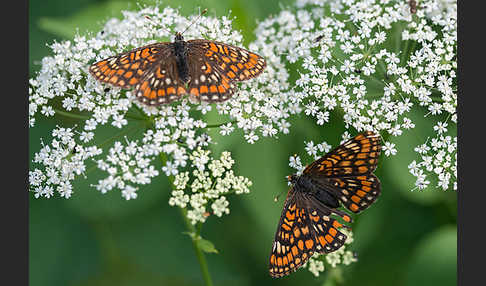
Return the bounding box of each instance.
[304,131,382,213]
[185,40,266,102]
[89,43,190,105]
[269,189,348,278]
[328,174,381,213]
[303,131,381,177]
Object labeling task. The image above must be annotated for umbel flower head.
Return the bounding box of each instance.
[251,0,456,191]
[28,6,280,222]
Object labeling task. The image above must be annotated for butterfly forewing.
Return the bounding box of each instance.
[89,43,170,89]
[304,131,381,177]
[269,189,316,278]
[269,188,349,278]
[185,40,266,103]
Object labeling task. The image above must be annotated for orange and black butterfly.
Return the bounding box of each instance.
[89,11,266,106]
[268,131,382,278]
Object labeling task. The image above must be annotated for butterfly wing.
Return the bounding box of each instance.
[185,40,266,102]
[303,131,382,213]
[303,194,349,254]
[328,174,381,213]
[89,43,171,89]
[89,43,188,105]
[269,188,315,278]
[304,131,381,177]
[269,187,349,278]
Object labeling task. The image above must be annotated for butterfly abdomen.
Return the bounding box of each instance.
[174,39,190,83]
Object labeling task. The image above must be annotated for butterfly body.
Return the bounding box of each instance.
[289,174,340,209]
[89,32,266,106]
[173,33,190,83]
[269,131,382,278]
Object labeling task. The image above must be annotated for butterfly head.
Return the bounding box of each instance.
[175,32,184,42]
[287,174,298,184]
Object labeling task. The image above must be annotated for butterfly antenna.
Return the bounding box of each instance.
[144,15,172,35]
[181,8,208,35]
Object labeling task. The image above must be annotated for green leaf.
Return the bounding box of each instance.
[197,237,219,254]
[38,1,132,39]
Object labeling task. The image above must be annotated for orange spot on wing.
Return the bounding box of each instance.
[209,85,218,93]
[329,228,337,236]
[356,190,366,197]
[350,204,359,212]
[358,166,368,173]
[124,71,133,78]
[291,246,299,256]
[285,211,295,220]
[351,195,361,203]
[318,235,327,246]
[293,228,300,238]
[141,48,150,58]
[149,90,156,99]
[297,240,304,250]
[129,78,139,85]
[177,87,186,95]
[167,87,176,95]
[325,234,334,243]
[190,88,199,96]
[200,85,209,94]
[158,89,165,97]
[217,85,226,93]
[305,239,314,249]
[333,221,343,228]
[209,43,218,52]
[109,76,118,83]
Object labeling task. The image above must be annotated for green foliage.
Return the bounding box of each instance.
[29,1,457,286]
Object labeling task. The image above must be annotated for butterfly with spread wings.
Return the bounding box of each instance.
[89,13,266,106]
[269,131,382,278]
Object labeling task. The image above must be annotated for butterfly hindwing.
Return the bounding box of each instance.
[304,195,348,254]
[303,131,381,177]
[328,174,381,213]
[133,49,188,105]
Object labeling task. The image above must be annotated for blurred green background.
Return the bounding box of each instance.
[29,0,457,285]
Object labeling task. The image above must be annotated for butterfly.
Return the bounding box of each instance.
[89,13,266,106]
[268,131,382,278]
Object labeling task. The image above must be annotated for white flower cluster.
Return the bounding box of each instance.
[29,126,102,199]
[409,132,456,191]
[257,0,456,190]
[305,228,357,277]
[28,6,261,199]
[169,148,252,224]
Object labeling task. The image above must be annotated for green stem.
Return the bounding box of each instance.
[180,209,214,286]
[54,109,91,120]
[206,120,237,129]
[160,153,214,286]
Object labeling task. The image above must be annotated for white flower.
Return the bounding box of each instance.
[383,142,397,156]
